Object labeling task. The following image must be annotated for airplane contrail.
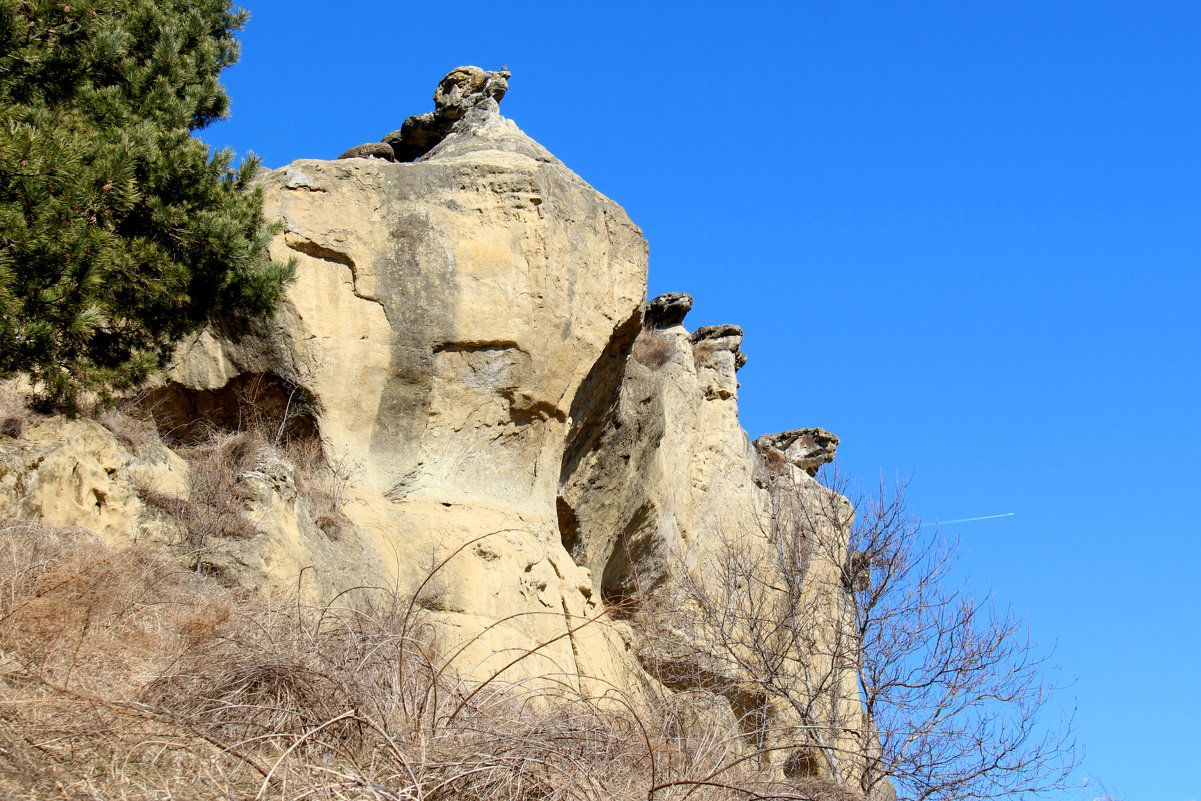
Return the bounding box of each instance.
[919,512,1014,528]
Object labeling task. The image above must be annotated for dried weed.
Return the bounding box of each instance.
[0,522,795,801]
[631,330,677,369]
[0,379,34,439]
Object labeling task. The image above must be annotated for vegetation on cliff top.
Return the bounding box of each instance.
[0,0,291,410]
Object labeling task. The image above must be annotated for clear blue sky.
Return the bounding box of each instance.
[203,3,1200,799]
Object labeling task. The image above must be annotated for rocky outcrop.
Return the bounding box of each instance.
[0,411,387,597]
[0,67,872,790]
[338,142,396,161]
[755,427,840,477]
[559,294,767,604]
[383,66,512,162]
[557,292,867,780]
[644,291,693,328]
[0,418,149,544]
[156,66,647,694]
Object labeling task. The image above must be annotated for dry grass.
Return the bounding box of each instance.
[0,520,245,799]
[690,339,719,366]
[0,521,849,801]
[166,373,356,541]
[0,379,35,439]
[1,370,865,799]
[282,435,358,539]
[94,401,164,453]
[134,376,359,567]
[136,431,264,573]
[157,427,358,550]
[631,331,677,370]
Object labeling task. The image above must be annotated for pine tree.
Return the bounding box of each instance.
[0,0,291,410]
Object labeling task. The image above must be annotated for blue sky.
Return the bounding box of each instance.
[203,2,1201,798]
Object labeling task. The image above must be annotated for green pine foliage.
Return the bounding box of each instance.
[0,0,292,410]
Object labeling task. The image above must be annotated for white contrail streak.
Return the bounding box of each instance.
[919,512,1014,528]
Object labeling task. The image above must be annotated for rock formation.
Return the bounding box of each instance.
[755,427,840,477]
[0,66,873,790]
[383,66,513,162]
[337,142,396,161]
[559,294,766,604]
[153,64,647,695]
[555,292,869,778]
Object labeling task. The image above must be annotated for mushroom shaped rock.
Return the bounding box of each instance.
[645,292,693,328]
[754,428,841,477]
[385,66,514,162]
[433,65,510,120]
[690,324,748,400]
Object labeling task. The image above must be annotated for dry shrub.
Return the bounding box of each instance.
[185,431,263,539]
[788,776,869,801]
[94,404,163,452]
[0,520,245,799]
[0,379,34,439]
[691,339,718,365]
[136,431,264,572]
[137,372,358,544]
[0,521,822,801]
[631,330,677,369]
[0,381,866,799]
[282,435,359,539]
[139,433,355,565]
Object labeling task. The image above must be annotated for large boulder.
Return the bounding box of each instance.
[383,66,513,162]
[755,427,840,476]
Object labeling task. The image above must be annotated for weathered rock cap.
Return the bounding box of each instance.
[754,427,840,477]
[691,324,748,370]
[383,65,512,162]
[383,117,439,163]
[645,292,693,328]
[690,323,742,341]
[434,66,510,120]
[338,142,396,161]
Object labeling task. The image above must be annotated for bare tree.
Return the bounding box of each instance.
[639,468,1078,801]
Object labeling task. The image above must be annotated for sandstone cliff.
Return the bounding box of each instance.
[0,67,869,791]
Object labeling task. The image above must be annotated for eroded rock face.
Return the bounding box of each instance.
[0,67,871,788]
[0,408,391,598]
[0,418,143,544]
[161,66,648,692]
[559,302,767,606]
[557,298,867,780]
